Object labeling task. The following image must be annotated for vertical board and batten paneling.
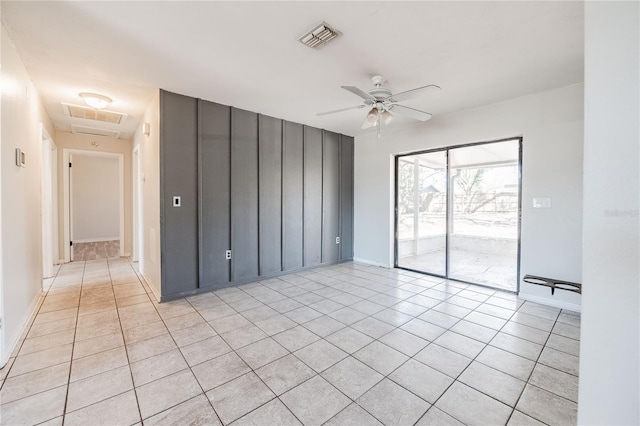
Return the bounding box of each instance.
[303,126,323,267]
[340,135,354,260]
[322,130,340,263]
[160,90,353,300]
[231,108,259,281]
[258,115,283,276]
[198,100,231,286]
[282,121,304,271]
[160,91,199,294]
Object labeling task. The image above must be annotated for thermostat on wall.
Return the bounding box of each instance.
[15,148,25,167]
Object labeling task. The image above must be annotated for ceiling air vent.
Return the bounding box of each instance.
[298,22,341,49]
[71,125,121,138]
[61,103,127,124]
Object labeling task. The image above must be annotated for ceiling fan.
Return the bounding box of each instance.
[317,75,440,137]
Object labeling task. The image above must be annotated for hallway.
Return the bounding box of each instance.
[0,259,580,425]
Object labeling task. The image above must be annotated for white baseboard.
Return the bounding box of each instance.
[141,272,161,303]
[73,237,120,243]
[2,291,43,367]
[518,292,582,313]
[352,258,392,269]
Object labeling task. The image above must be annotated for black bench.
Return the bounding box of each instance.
[522,275,582,295]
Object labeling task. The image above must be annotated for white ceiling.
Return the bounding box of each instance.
[1,1,584,139]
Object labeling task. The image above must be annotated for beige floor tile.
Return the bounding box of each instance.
[130,348,188,386]
[26,316,77,339]
[273,325,320,352]
[434,330,486,359]
[400,318,447,341]
[192,352,251,391]
[322,356,383,399]
[357,378,430,426]
[170,322,217,347]
[435,382,512,426]
[529,363,579,402]
[458,361,526,406]
[237,337,289,369]
[516,384,577,425]
[476,345,535,381]
[9,343,73,377]
[379,328,429,356]
[232,398,301,426]
[163,311,205,332]
[325,403,383,426]
[0,362,70,404]
[136,369,202,419]
[126,333,176,363]
[389,359,453,403]
[207,372,275,424]
[538,346,579,376]
[122,320,168,345]
[180,335,232,367]
[492,330,544,360]
[353,341,408,376]
[19,329,75,355]
[507,410,547,426]
[64,390,140,426]
[66,365,133,412]
[280,375,350,426]
[0,385,67,425]
[219,324,269,350]
[255,354,316,396]
[416,407,464,426]
[294,339,348,373]
[73,331,124,359]
[143,394,220,426]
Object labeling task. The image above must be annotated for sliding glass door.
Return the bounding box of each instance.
[395,138,521,292]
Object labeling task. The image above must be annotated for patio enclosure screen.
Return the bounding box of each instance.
[394,138,522,292]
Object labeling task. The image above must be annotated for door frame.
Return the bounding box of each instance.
[63,149,125,262]
[40,124,58,279]
[393,137,523,293]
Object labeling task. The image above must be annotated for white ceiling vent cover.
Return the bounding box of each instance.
[298,22,341,48]
[71,125,121,138]
[61,103,127,124]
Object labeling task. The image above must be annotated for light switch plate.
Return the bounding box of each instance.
[173,196,181,207]
[533,197,551,208]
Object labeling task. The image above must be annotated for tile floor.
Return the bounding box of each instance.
[0,259,580,426]
[72,240,120,261]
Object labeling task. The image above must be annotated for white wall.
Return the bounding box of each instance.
[578,2,639,424]
[55,132,133,257]
[133,91,161,298]
[71,155,119,242]
[0,23,55,365]
[354,84,583,309]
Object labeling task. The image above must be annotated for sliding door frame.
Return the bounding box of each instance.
[394,137,523,293]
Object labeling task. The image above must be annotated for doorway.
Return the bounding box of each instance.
[63,149,124,262]
[395,138,522,292]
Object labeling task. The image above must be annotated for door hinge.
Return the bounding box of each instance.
[0,318,3,330]
[225,250,232,260]
[69,162,72,168]
[70,241,73,246]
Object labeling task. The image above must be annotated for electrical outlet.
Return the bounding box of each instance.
[336,237,340,244]
[533,197,551,209]
[225,250,232,260]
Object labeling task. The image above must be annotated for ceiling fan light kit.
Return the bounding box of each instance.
[317,75,440,138]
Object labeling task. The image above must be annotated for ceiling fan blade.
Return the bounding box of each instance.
[389,104,432,121]
[387,84,440,103]
[316,104,366,116]
[341,86,376,101]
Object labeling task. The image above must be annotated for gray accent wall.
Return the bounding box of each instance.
[160,90,354,300]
